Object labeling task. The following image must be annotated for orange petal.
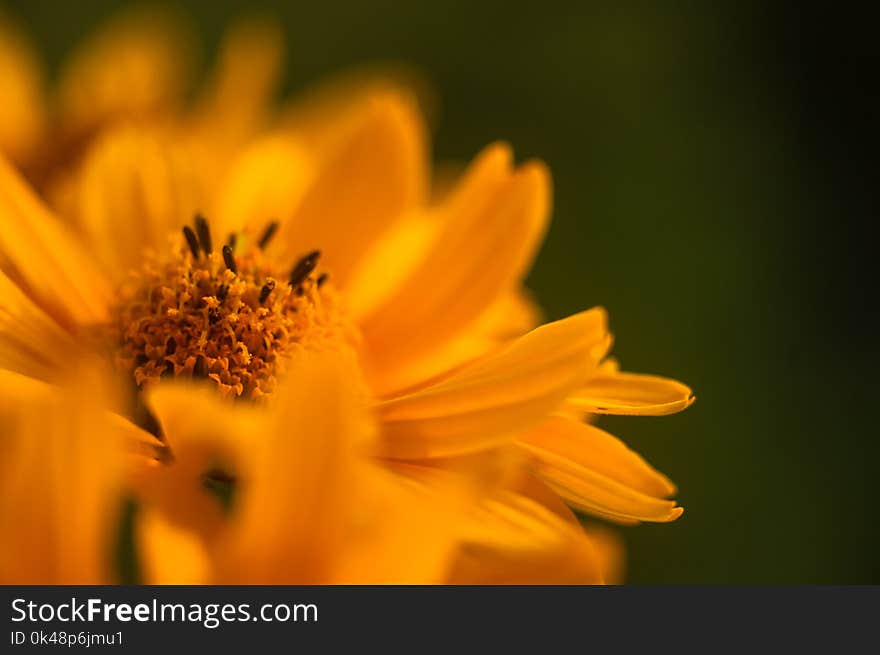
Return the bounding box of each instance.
[378,309,609,459]
[187,17,284,146]
[447,490,604,584]
[137,509,211,584]
[329,469,466,584]
[0,269,74,380]
[73,126,201,274]
[570,371,695,416]
[55,6,192,139]
[360,143,551,394]
[273,90,428,287]
[280,68,437,149]
[0,154,111,329]
[141,381,260,542]
[0,368,126,583]
[0,14,45,165]
[212,133,314,240]
[583,523,627,584]
[519,416,682,523]
[215,350,376,583]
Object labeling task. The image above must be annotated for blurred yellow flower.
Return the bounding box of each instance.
[0,8,693,584]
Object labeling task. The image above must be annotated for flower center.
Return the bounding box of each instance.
[112,215,357,399]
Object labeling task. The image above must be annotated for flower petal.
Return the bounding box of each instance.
[212,133,314,240]
[187,17,284,147]
[137,509,211,585]
[518,416,682,523]
[570,371,695,416]
[0,368,126,583]
[0,154,111,329]
[274,90,428,287]
[214,350,377,583]
[378,309,610,459]
[360,143,551,394]
[448,489,604,584]
[0,269,74,380]
[55,6,192,139]
[0,14,45,165]
[141,381,260,541]
[72,126,201,274]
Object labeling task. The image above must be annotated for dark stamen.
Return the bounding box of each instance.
[194,213,213,254]
[288,250,321,287]
[258,221,279,249]
[317,272,329,288]
[226,233,237,251]
[217,284,228,302]
[182,226,200,258]
[259,279,275,304]
[222,245,237,274]
[165,337,177,356]
[193,354,208,378]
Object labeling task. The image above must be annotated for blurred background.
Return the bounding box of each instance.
[4,0,877,583]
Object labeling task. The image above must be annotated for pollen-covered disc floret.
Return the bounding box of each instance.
[113,216,357,399]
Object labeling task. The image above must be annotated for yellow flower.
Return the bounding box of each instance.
[0,11,694,584]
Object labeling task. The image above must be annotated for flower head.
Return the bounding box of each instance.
[0,9,694,584]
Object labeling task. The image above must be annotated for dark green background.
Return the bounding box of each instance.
[6,0,877,583]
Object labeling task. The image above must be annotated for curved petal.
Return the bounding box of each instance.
[214,350,377,583]
[0,154,111,329]
[187,17,284,147]
[55,6,192,139]
[329,469,466,584]
[0,14,45,165]
[518,416,682,523]
[137,509,211,584]
[212,133,314,240]
[569,371,695,416]
[447,490,604,584]
[360,143,551,394]
[378,309,610,459]
[0,269,75,380]
[140,381,261,541]
[0,369,126,583]
[73,126,201,274]
[582,523,626,584]
[272,90,428,287]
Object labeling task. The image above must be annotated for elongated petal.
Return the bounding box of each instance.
[361,287,542,394]
[361,143,551,394]
[448,490,604,584]
[0,155,111,328]
[0,369,126,583]
[73,126,201,274]
[141,381,260,541]
[519,416,682,523]
[273,91,428,286]
[137,509,211,584]
[378,309,609,459]
[0,15,45,165]
[187,17,283,146]
[0,269,74,380]
[583,523,626,584]
[329,470,466,584]
[215,351,375,583]
[483,462,626,583]
[570,371,695,416]
[212,134,314,240]
[55,6,192,139]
